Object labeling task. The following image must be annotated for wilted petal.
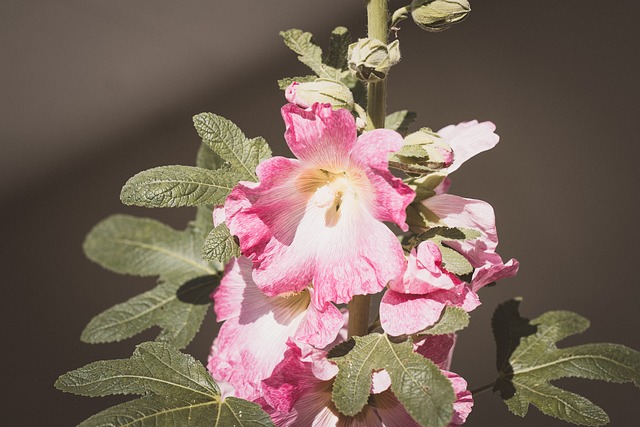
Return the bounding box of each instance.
[413,334,457,370]
[446,371,473,426]
[438,121,499,173]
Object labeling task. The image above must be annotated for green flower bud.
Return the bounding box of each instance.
[389,128,454,175]
[348,38,401,82]
[285,79,354,110]
[410,0,471,32]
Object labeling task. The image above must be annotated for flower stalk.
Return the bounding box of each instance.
[348,0,389,338]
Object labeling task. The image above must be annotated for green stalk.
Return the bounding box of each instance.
[348,0,389,339]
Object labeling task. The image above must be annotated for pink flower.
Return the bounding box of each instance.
[380,241,481,336]
[423,194,519,291]
[225,103,415,305]
[207,257,343,402]
[260,338,473,426]
[440,120,500,174]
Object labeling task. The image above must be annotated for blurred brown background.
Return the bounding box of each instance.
[2,1,639,425]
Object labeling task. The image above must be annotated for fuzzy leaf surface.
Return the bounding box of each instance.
[330,333,455,427]
[202,223,240,265]
[83,215,215,282]
[56,343,274,427]
[277,75,317,90]
[193,113,271,182]
[83,215,217,347]
[120,165,239,208]
[385,110,418,136]
[418,306,469,336]
[81,277,217,349]
[280,29,345,81]
[492,299,640,426]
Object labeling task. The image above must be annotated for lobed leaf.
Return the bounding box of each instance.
[56,343,274,427]
[280,29,345,81]
[83,215,215,282]
[492,299,640,426]
[81,277,217,349]
[193,113,271,182]
[202,223,240,265]
[120,165,239,208]
[330,333,455,427]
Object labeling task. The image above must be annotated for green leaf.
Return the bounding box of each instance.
[193,113,271,182]
[492,299,640,426]
[438,245,474,276]
[330,333,455,427]
[202,223,240,265]
[324,26,351,70]
[83,215,215,282]
[81,277,217,349]
[83,215,218,347]
[277,75,317,90]
[417,306,469,336]
[385,110,418,136]
[280,29,345,81]
[196,142,226,170]
[56,342,274,427]
[418,226,481,242]
[120,165,239,208]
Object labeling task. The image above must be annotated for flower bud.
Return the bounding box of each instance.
[389,128,454,175]
[285,79,354,110]
[410,0,470,32]
[348,38,400,82]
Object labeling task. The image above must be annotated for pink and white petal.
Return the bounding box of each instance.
[373,390,421,427]
[471,258,519,291]
[400,242,461,294]
[445,371,473,426]
[380,290,446,336]
[433,177,452,195]
[295,290,344,349]
[413,334,457,370]
[282,103,357,168]
[212,205,226,227]
[438,121,499,174]
[208,259,322,401]
[225,156,316,296]
[350,129,415,229]
[313,205,406,305]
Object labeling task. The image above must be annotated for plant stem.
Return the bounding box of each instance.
[470,381,496,396]
[348,0,389,339]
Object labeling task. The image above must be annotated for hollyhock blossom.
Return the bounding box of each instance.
[207,257,343,401]
[423,194,519,291]
[260,337,472,426]
[380,241,480,336]
[225,102,415,305]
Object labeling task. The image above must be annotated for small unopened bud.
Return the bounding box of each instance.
[285,79,354,110]
[348,38,400,82]
[410,0,471,32]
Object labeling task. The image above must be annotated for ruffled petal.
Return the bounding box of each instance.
[445,371,473,426]
[438,121,499,174]
[471,258,519,291]
[380,285,480,337]
[208,258,341,401]
[380,290,445,336]
[391,241,462,295]
[282,103,356,168]
[350,129,415,230]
